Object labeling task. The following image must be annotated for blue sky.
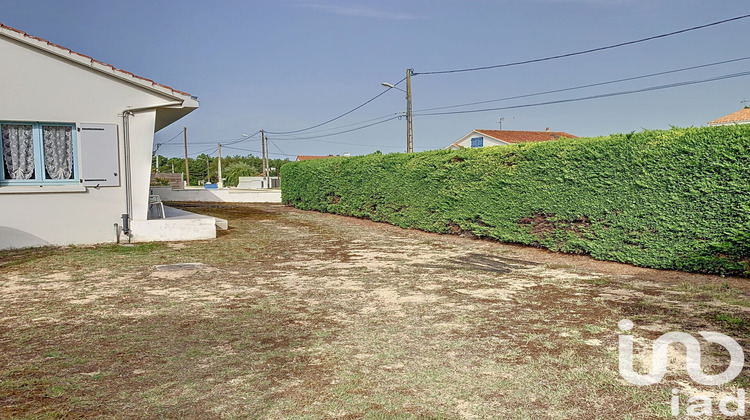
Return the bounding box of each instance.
[2,0,749,158]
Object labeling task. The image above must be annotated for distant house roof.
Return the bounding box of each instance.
[296,155,335,161]
[475,129,578,143]
[708,108,750,126]
[0,22,196,103]
[447,129,578,149]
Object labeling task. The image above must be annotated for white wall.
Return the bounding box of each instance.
[0,35,188,248]
[151,186,282,203]
[452,132,507,149]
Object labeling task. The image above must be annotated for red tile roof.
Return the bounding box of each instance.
[0,22,194,100]
[708,108,750,125]
[476,129,578,144]
[296,155,336,161]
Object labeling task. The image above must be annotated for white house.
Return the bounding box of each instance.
[0,23,219,249]
[446,129,578,149]
[708,107,750,126]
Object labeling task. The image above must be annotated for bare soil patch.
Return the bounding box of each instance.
[1,203,747,419]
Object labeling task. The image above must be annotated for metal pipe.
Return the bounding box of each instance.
[121,214,130,236]
[118,101,181,241]
[122,111,133,242]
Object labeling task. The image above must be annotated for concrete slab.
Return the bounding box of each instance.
[131,206,225,243]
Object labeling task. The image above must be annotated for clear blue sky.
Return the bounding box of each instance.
[2,0,749,158]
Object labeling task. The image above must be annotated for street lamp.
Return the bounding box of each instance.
[217,143,223,189]
[196,155,210,185]
[381,68,413,153]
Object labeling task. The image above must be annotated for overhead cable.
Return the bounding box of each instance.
[270,114,401,141]
[413,70,750,116]
[266,76,407,135]
[414,14,750,76]
[416,55,750,113]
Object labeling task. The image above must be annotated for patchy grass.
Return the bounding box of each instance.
[1,203,748,419]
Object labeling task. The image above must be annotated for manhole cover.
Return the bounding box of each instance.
[154,263,206,271]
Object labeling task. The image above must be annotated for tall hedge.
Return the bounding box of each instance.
[281,126,750,276]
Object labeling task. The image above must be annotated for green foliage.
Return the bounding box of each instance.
[281,126,750,276]
[152,154,289,186]
[150,177,170,186]
[223,162,260,187]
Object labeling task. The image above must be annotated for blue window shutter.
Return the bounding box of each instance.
[470,137,483,148]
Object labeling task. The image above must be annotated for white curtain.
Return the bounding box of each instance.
[43,126,73,180]
[2,124,35,180]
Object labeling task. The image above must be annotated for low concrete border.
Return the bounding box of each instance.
[130,206,227,243]
[150,186,281,203]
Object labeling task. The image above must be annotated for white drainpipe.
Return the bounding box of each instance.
[120,101,182,241]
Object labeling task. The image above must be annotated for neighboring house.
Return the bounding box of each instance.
[707,107,750,126]
[0,23,216,249]
[446,129,578,149]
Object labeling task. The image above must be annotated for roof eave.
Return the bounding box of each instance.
[0,23,196,103]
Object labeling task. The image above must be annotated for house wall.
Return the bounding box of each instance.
[452,132,507,149]
[0,35,180,248]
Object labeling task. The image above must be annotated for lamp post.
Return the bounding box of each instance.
[196,155,210,184]
[153,143,162,173]
[217,143,223,189]
[382,68,413,153]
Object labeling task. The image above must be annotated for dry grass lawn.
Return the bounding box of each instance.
[1,203,748,419]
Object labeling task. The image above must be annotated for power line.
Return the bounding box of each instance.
[189,147,217,157]
[270,115,401,141]
[266,137,289,157]
[413,70,750,116]
[414,13,750,76]
[266,76,407,135]
[416,55,750,113]
[305,139,402,148]
[153,129,185,152]
[221,145,296,157]
[270,112,402,139]
[162,129,185,144]
[224,130,262,146]
[158,135,263,147]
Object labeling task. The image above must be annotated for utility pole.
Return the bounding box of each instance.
[406,68,413,153]
[261,130,270,188]
[266,136,271,188]
[183,127,190,187]
[154,143,161,173]
[217,143,223,188]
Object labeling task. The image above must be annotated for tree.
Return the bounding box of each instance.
[223,162,261,187]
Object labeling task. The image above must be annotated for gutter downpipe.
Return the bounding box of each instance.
[120,101,182,243]
[122,110,134,242]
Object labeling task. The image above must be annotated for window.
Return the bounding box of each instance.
[0,122,77,185]
[470,137,484,148]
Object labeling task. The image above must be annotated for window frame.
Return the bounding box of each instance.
[470,136,484,148]
[0,121,79,186]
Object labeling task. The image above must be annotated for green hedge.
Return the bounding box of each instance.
[281,126,750,276]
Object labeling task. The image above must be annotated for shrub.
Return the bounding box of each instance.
[150,177,170,186]
[281,126,750,276]
[223,162,260,187]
